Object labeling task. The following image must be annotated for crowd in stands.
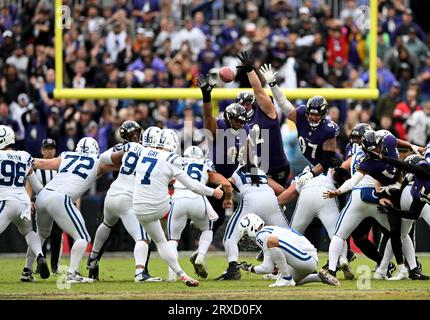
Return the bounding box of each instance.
[0,0,429,177]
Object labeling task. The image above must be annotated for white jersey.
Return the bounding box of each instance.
[350,144,375,188]
[295,170,336,194]
[231,166,272,198]
[172,157,215,199]
[133,148,186,212]
[255,225,316,254]
[45,151,100,201]
[0,150,34,203]
[108,142,142,197]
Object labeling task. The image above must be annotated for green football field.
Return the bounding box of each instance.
[1,252,430,300]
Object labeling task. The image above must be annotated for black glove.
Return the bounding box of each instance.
[236,261,255,272]
[236,51,254,73]
[197,74,216,103]
[377,204,392,214]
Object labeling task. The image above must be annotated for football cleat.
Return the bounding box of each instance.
[373,267,388,280]
[88,265,99,281]
[166,272,178,282]
[215,262,241,280]
[338,256,354,280]
[66,272,95,284]
[386,262,396,278]
[388,264,409,281]
[256,250,264,262]
[135,270,162,282]
[181,275,199,287]
[269,276,296,287]
[20,268,35,282]
[190,253,208,279]
[409,268,430,280]
[318,268,340,286]
[36,254,50,279]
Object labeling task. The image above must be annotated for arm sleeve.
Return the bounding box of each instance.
[27,172,43,195]
[269,84,294,115]
[381,156,430,179]
[175,171,214,197]
[99,148,114,165]
[337,171,365,194]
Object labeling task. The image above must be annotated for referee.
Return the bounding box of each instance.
[35,138,62,274]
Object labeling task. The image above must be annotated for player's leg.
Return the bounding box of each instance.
[290,190,318,234]
[351,218,382,264]
[190,197,215,279]
[207,194,225,235]
[49,222,63,274]
[265,235,296,287]
[136,209,199,287]
[52,195,92,283]
[87,195,120,279]
[327,192,365,278]
[218,200,246,280]
[166,200,187,282]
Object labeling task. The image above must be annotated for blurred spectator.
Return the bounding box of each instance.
[396,8,426,43]
[0,30,15,64]
[382,4,402,45]
[326,24,348,68]
[194,11,211,37]
[393,88,421,140]
[418,52,430,101]
[105,21,127,63]
[198,37,220,76]
[406,100,430,146]
[1,65,27,103]
[171,16,206,60]
[403,27,428,68]
[376,81,402,121]
[376,115,399,137]
[5,43,28,80]
[21,102,47,157]
[362,58,396,95]
[132,0,160,27]
[0,101,20,135]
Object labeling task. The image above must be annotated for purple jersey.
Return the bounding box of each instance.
[358,131,400,186]
[410,161,430,204]
[212,118,250,178]
[248,105,288,172]
[296,105,339,166]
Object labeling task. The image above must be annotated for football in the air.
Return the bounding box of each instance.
[219,66,235,83]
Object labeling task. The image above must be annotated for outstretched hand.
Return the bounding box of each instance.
[236,51,254,73]
[236,261,254,272]
[260,63,277,85]
[197,74,216,93]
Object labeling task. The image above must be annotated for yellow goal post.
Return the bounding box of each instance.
[54,0,378,101]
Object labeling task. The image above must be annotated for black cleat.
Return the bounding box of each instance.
[215,262,241,280]
[256,250,264,262]
[386,262,396,279]
[37,254,50,279]
[88,265,99,281]
[347,249,356,262]
[409,267,429,280]
[20,268,34,282]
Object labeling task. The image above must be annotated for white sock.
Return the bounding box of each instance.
[156,239,184,277]
[25,231,43,257]
[167,240,179,276]
[91,223,111,258]
[134,241,149,273]
[224,238,239,263]
[25,234,46,270]
[328,235,344,272]
[379,240,393,272]
[340,239,348,261]
[402,235,417,269]
[68,239,87,274]
[268,247,291,278]
[296,274,321,286]
[197,230,213,259]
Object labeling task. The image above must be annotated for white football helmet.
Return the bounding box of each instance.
[0,125,15,150]
[141,126,162,147]
[76,137,99,155]
[156,129,179,153]
[238,213,265,239]
[183,146,204,159]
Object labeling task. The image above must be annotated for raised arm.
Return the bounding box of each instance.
[259,63,297,123]
[277,183,299,206]
[323,170,365,198]
[376,153,430,179]
[237,52,276,119]
[176,171,222,199]
[197,74,217,137]
[396,138,425,155]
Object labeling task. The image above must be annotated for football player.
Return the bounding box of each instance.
[0,125,49,282]
[236,213,339,287]
[87,123,162,282]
